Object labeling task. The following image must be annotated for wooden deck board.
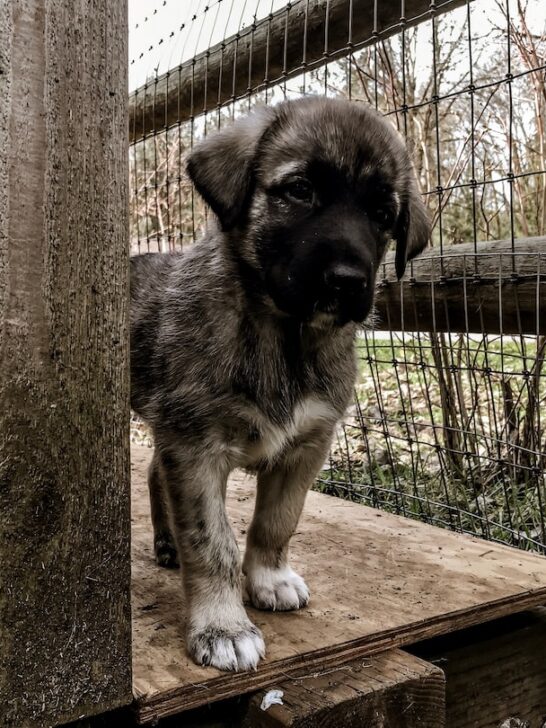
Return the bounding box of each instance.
[242,649,446,727]
[131,444,546,724]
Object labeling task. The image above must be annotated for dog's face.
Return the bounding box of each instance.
[188,98,429,326]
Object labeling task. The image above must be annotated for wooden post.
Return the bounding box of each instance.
[0,2,131,726]
[242,650,446,728]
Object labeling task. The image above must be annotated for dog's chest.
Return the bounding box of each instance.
[239,396,337,466]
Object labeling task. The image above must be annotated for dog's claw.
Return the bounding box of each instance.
[245,566,310,611]
[154,534,179,569]
[188,623,265,672]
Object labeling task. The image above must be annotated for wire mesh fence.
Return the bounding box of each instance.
[128,0,546,553]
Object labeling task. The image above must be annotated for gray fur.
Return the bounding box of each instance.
[130,97,429,671]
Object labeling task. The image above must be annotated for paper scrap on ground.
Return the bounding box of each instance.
[260,689,284,711]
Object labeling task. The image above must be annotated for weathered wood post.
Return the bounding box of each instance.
[0,2,131,726]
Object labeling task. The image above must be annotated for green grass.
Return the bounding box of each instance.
[316,333,546,554]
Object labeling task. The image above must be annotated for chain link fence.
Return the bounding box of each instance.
[129,0,546,553]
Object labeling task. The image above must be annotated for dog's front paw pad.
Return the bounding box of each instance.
[189,625,265,672]
[154,533,179,569]
[246,566,309,611]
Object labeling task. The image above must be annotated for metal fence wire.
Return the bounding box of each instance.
[128,0,546,553]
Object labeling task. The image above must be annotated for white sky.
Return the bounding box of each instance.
[129,0,287,90]
[128,0,545,92]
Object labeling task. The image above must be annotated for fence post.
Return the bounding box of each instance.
[0,2,131,726]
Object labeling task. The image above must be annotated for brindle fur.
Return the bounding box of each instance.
[130,97,429,672]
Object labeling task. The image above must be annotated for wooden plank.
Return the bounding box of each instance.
[242,649,445,727]
[131,444,546,724]
[374,237,546,335]
[128,0,468,142]
[411,608,546,728]
[60,709,135,728]
[0,2,131,726]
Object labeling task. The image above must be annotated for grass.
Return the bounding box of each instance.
[315,332,546,554]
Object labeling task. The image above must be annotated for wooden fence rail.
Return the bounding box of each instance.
[128,0,468,142]
[375,237,546,336]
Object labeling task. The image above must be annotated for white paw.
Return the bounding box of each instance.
[245,565,310,611]
[188,621,265,672]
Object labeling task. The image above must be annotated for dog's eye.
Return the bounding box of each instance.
[372,207,395,228]
[281,180,314,205]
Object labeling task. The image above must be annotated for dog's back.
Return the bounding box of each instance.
[130,244,246,427]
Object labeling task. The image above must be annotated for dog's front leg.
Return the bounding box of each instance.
[158,446,265,671]
[243,433,332,611]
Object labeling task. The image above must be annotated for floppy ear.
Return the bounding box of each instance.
[394,179,430,279]
[186,107,276,231]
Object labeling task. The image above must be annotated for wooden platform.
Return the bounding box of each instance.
[131,444,546,724]
[242,649,446,728]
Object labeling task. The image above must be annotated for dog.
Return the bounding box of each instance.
[130,96,429,672]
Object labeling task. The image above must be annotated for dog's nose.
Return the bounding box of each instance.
[324,264,368,293]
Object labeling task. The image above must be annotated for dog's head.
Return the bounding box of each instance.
[187,97,429,326]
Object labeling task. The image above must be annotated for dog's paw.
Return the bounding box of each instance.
[245,565,310,611]
[188,622,265,672]
[154,532,179,569]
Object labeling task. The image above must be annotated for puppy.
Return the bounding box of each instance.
[130,97,429,672]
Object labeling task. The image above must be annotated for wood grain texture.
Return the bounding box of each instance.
[128,0,468,142]
[130,444,546,724]
[412,608,546,728]
[374,237,546,335]
[0,2,131,726]
[242,649,445,728]
[0,1,8,314]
